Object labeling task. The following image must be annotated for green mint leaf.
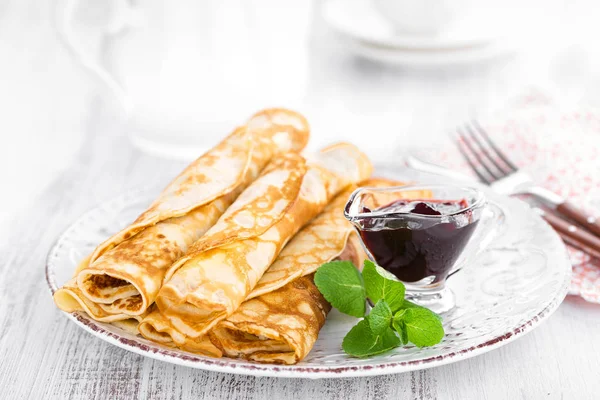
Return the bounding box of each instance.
[392,310,408,345]
[400,300,442,321]
[314,260,366,317]
[403,308,445,348]
[400,300,422,309]
[367,300,392,334]
[342,320,373,357]
[342,319,401,357]
[362,260,405,312]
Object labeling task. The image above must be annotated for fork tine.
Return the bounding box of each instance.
[464,123,509,178]
[456,127,503,181]
[472,119,519,172]
[454,129,493,184]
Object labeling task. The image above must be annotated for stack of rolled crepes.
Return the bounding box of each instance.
[53,108,378,364]
[54,108,311,325]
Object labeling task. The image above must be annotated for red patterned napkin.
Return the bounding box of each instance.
[416,93,600,303]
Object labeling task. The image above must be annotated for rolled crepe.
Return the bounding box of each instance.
[210,275,331,365]
[54,109,309,320]
[152,143,373,340]
[53,278,147,323]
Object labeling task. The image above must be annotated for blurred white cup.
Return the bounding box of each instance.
[372,0,463,35]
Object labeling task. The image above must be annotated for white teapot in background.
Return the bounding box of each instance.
[55,0,311,159]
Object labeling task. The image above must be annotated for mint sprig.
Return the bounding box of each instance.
[315,260,445,358]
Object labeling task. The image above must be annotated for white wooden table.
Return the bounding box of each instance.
[2,1,600,399]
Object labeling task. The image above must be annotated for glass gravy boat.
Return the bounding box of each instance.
[344,184,498,313]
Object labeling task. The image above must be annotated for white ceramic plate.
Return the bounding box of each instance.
[46,178,571,378]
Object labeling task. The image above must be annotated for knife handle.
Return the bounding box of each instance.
[542,210,600,259]
[556,201,600,237]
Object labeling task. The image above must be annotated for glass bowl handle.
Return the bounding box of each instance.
[448,201,503,279]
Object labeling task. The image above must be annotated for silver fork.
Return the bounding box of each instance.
[454,120,600,258]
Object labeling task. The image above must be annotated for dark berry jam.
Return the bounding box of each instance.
[357,199,477,283]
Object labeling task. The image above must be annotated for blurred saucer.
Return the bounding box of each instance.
[322,0,508,51]
[341,36,517,66]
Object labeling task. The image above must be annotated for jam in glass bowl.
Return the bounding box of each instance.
[344,184,493,313]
